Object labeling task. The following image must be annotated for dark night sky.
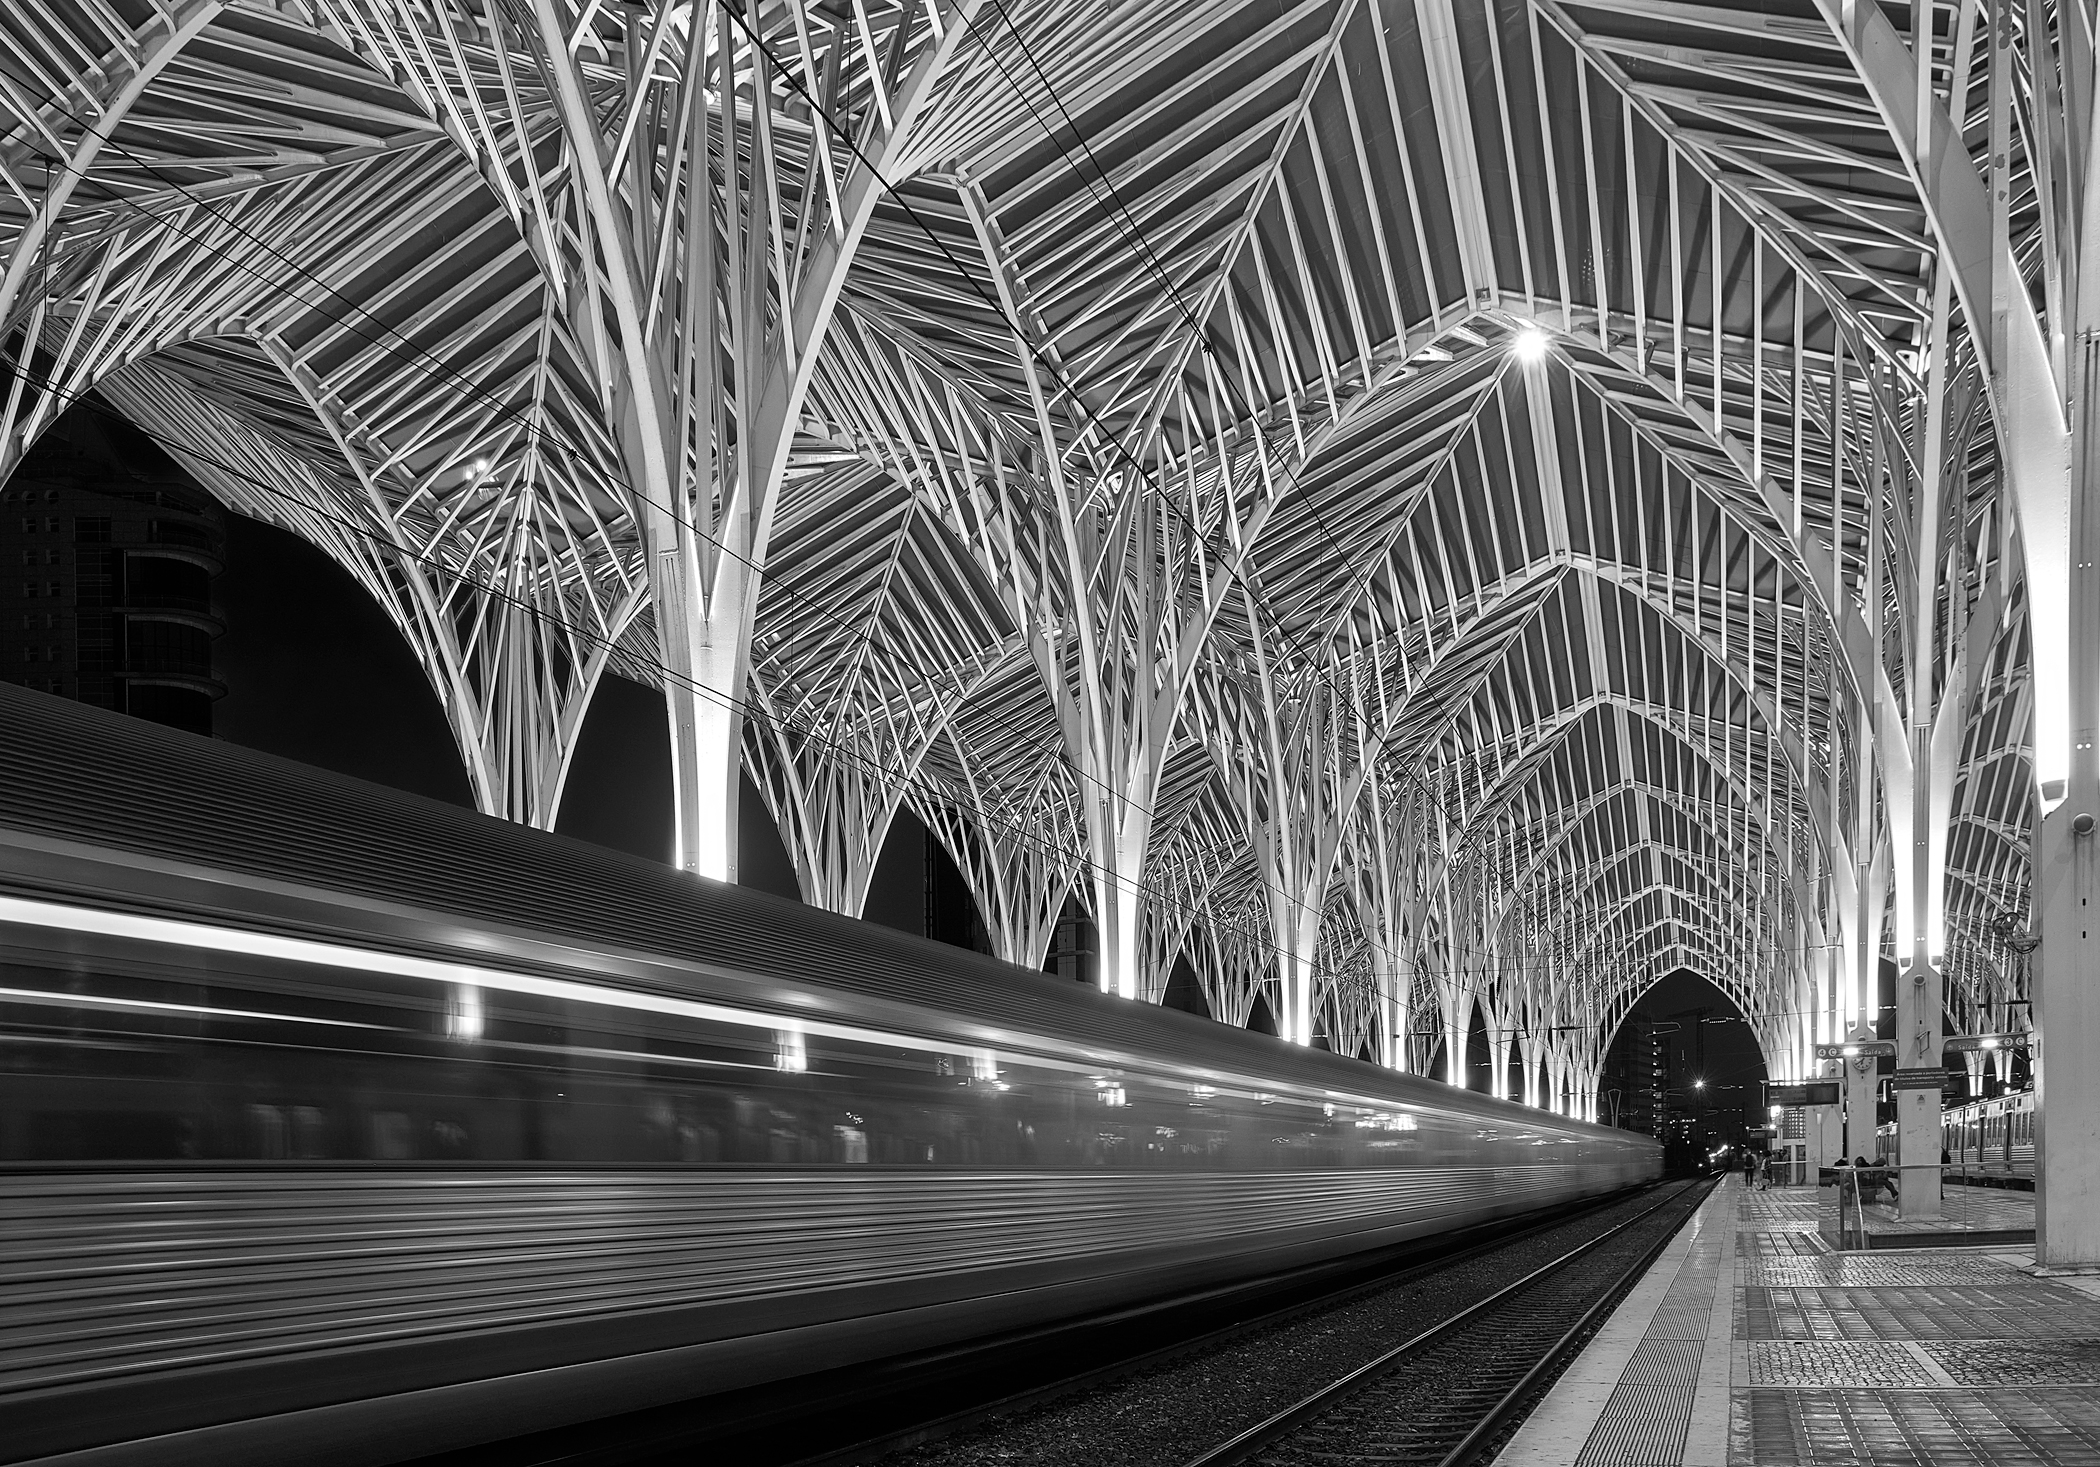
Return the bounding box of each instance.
[1611,968,1771,1129]
[213,511,807,903]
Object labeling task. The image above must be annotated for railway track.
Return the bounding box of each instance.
[769,1186,1668,1467]
[400,1186,1668,1467]
[1183,1177,1714,1467]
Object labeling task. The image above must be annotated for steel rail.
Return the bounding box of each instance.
[777,1185,1662,1467]
[1179,1178,1714,1467]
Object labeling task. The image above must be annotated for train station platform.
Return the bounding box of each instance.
[1497,1176,2100,1467]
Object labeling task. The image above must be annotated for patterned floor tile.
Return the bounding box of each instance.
[1747,1341,1935,1387]
[1924,1338,2100,1386]
[1735,1388,2100,1465]
[1740,1229,1833,1258]
[1742,1255,2026,1288]
[1739,1284,2100,1341]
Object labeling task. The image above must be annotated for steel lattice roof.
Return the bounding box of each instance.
[0,0,2036,1086]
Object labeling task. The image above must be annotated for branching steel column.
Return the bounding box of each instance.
[526,0,979,881]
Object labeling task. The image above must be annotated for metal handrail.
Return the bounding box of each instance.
[1832,1166,1872,1249]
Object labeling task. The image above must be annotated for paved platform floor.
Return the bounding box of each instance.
[1497,1176,2100,1467]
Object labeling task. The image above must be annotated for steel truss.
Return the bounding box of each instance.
[1,0,2058,1128]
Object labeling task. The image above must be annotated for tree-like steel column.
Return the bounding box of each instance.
[525,0,980,880]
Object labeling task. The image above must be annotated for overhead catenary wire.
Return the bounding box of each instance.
[3,36,1474,962]
[2,120,1246,907]
[4,356,1917,1061]
[712,4,1822,1021]
[24,8,1804,944]
[3,365,1470,1020]
[0,12,1856,1048]
[14,350,1858,1046]
[27,363,1834,1065]
[3,54,1485,946]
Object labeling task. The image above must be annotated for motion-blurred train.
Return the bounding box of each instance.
[0,684,1658,1464]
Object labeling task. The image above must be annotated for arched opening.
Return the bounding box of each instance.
[1600,969,1767,1173]
[1042,893,1095,986]
[216,510,473,807]
[1465,1006,1492,1092]
[1161,955,1210,1018]
[863,806,990,952]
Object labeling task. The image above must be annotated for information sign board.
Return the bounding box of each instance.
[1764,1081,1840,1107]
[1813,1041,1895,1061]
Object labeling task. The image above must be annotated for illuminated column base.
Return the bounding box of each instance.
[645,513,750,886]
[1092,863,1144,1003]
[672,673,740,883]
[1278,950,1313,1045]
[1090,821,1154,1003]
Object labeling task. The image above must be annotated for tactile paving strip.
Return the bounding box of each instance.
[1746,1341,1936,1387]
[1733,1387,2100,1465]
[1576,1382,1692,1466]
[1923,1338,2100,1386]
[1562,1190,1730,1466]
[1620,1337,1701,1387]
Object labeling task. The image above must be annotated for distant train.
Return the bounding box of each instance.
[0,685,1658,1465]
[1872,1089,2033,1180]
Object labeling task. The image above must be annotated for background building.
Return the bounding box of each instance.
[0,413,222,735]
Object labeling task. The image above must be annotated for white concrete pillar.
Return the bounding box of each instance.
[1809,1059,1843,1174]
[1894,960,1945,1218]
[1841,1027,1878,1165]
[2033,306,2100,1265]
[2035,796,2100,1264]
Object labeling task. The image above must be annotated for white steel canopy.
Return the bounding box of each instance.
[0,0,2051,1121]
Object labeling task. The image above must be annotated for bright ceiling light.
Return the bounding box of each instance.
[1512,327,1549,362]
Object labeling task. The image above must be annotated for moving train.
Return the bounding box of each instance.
[0,684,1659,1465]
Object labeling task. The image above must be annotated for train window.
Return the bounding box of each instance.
[0,935,1648,1174]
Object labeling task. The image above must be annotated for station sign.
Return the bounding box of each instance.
[1813,1040,1895,1061]
[1945,1034,2026,1054]
[1764,1081,1839,1107]
[1890,1067,1951,1091]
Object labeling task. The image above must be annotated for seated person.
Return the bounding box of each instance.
[1851,1156,1890,1202]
